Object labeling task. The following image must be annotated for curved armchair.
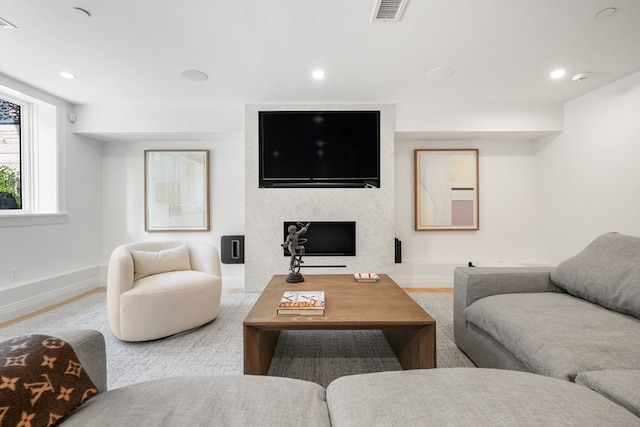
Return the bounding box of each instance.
[107,240,222,342]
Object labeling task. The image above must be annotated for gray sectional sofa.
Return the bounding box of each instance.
[454,232,640,418]
[4,233,639,425]
[4,328,632,426]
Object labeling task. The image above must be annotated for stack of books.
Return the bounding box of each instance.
[354,273,379,283]
[277,291,325,315]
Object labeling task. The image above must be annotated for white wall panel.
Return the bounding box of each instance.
[535,72,640,264]
[244,104,395,292]
[100,137,246,289]
[394,139,539,286]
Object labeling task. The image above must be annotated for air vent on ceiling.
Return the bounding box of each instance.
[371,0,409,22]
[0,17,17,29]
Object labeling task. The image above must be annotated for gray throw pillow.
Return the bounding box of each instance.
[550,232,640,319]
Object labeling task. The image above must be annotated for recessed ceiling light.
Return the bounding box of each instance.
[550,69,566,79]
[60,72,76,79]
[181,69,208,82]
[596,7,617,19]
[312,69,325,80]
[427,66,455,81]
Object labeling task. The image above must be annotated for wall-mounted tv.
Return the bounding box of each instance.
[283,221,356,256]
[259,110,380,188]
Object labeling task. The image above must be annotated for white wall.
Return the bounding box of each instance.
[74,104,243,140]
[2,71,638,320]
[0,78,104,321]
[244,104,395,292]
[535,72,640,263]
[395,103,564,135]
[101,137,246,288]
[393,138,540,285]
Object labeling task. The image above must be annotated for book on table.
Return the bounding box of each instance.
[354,273,379,283]
[277,291,325,315]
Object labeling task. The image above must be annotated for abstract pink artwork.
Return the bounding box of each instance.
[414,149,479,231]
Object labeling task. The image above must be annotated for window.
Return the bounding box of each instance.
[0,97,22,209]
[0,84,58,216]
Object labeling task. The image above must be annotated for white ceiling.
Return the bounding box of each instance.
[0,0,639,107]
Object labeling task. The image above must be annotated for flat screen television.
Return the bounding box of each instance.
[283,221,356,256]
[259,110,380,188]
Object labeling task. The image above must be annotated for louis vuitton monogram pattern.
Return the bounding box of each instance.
[0,335,98,427]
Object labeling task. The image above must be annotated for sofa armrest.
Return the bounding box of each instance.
[107,246,136,338]
[187,241,222,276]
[52,329,107,393]
[453,267,558,349]
[454,267,557,306]
[107,246,135,296]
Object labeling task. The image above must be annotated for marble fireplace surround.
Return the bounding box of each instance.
[244,104,395,292]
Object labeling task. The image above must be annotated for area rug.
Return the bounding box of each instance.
[0,291,474,389]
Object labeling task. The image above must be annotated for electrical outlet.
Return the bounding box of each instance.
[9,268,17,282]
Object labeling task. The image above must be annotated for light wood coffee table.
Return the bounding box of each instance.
[243,274,436,375]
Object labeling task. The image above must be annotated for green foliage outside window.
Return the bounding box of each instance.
[0,165,21,208]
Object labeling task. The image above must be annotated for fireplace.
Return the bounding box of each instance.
[283,221,356,256]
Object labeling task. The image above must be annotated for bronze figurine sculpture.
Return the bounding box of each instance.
[281,222,310,283]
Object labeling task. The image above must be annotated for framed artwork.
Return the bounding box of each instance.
[414,149,479,231]
[145,150,210,231]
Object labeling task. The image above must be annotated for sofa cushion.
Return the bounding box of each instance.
[119,270,221,342]
[0,334,98,427]
[576,369,640,417]
[131,244,191,280]
[326,368,640,426]
[550,232,640,319]
[464,292,640,380]
[59,375,330,427]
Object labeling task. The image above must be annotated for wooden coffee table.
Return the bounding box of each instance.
[243,274,436,375]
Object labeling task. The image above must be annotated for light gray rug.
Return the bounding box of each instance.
[0,291,474,389]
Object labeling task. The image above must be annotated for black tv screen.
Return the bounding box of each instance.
[283,221,356,256]
[259,111,380,188]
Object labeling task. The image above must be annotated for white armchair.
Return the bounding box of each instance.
[107,240,222,341]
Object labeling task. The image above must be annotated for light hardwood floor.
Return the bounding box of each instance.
[0,286,451,329]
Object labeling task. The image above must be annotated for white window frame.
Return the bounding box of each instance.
[0,84,64,226]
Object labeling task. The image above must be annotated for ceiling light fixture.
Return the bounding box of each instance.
[550,69,566,79]
[180,69,208,82]
[572,72,589,82]
[60,72,76,80]
[71,7,91,18]
[596,7,617,19]
[312,69,325,80]
[427,66,455,81]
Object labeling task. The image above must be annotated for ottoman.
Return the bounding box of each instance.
[326,368,639,426]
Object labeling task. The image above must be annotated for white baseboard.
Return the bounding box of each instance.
[392,262,462,288]
[390,275,453,288]
[222,276,244,289]
[0,264,250,323]
[391,260,548,288]
[0,266,102,323]
[1,263,486,322]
